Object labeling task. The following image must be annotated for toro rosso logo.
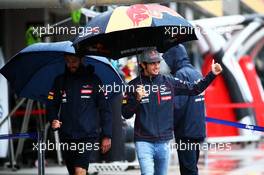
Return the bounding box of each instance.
[127,4,181,26]
[149,50,159,59]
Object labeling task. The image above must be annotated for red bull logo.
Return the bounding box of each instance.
[126,4,182,26]
[127,4,149,26]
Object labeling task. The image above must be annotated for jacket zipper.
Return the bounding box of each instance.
[151,76,160,138]
[157,88,161,105]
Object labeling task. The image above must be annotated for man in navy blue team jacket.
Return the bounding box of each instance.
[47,54,112,175]
[122,48,222,175]
[163,44,206,175]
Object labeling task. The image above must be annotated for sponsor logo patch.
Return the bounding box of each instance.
[60,90,67,98]
[161,96,172,101]
[160,91,171,95]
[140,98,150,104]
[48,95,54,100]
[81,96,91,99]
[195,97,205,102]
[48,91,54,100]
[81,89,93,94]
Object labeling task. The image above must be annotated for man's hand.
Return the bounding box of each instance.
[51,120,62,129]
[101,137,111,154]
[211,59,223,75]
[136,85,148,101]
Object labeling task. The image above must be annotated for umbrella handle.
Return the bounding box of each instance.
[136,56,143,85]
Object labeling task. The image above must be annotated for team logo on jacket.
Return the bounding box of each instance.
[61,90,67,97]
[60,90,67,103]
[48,91,54,100]
[195,95,205,102]
[104,91,108,99]
[81,89,93,94]
[80,89,93,99]
[140,97,150,104]
[122,93,128,104]
[160,91,171,95]
[161,96,172,101]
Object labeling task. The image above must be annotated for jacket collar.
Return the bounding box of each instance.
[140,72,161,82]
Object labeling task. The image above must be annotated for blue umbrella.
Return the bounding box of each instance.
[0,41,123,102]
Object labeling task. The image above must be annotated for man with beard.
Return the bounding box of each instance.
[47,54,112,175]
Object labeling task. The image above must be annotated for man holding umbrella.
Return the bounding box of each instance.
[122,48,222,175]
[163,44,207,175]
[47,54,112,175]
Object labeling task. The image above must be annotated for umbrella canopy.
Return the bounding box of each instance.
[0,41,123,102]
[73,4,197,59]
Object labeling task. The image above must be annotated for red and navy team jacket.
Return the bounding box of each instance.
[47,65,112,139]
[122,72,216,142]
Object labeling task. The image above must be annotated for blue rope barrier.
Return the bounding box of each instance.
[0,132,37,140]
[206,117,264,132]
[0,117,264,140]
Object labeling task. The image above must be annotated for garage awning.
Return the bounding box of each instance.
[242,0,264,14]
[194,0,223,17]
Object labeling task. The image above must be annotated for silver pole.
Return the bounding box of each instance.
[37,130,45,175]
[15,99,33,159]
[54,131,63,165]
[8,116,16,171]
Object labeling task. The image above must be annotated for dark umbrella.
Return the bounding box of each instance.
[0,41,123,102]
[73,4,197,59]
